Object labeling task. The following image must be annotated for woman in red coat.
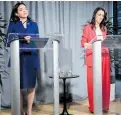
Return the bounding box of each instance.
[81,7,110,113]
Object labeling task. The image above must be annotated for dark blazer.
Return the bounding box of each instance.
[7,20,40,68]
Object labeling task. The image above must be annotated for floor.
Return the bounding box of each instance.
[0,78,121,115]
[0,99,121,115]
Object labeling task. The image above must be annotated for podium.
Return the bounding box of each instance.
[91,35,121,115]
[7,33,62,115]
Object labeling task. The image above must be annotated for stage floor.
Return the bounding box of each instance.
[0,99,121,115]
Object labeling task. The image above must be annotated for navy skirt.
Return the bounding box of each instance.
[20,52,39,89]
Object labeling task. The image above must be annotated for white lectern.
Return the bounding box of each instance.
[92,35,121,115]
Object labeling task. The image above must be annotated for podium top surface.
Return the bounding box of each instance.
[85,35,121,49]
[102,35,121,49]
[7,33,49,49]
[7,33,48,42]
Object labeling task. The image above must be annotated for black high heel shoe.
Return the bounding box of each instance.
[89,110,94,113]
[103,110,108,113]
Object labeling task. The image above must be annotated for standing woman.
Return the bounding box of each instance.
[81,7,110,113]
[7,2,40,115]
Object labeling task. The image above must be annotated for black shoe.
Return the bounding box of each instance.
[89,110,94,113]
[103,110,108,113]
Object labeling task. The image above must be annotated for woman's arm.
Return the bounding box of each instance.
[81,26,92,49]
[7,22,15,46]
[35,23,39,35]
[104,27,107,39]
[7,22,14,34]
[24,22,39,43]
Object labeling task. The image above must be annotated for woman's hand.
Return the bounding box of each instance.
[24,36,31,43]
[84,43,92,49]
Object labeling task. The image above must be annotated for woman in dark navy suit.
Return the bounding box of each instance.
[7,2,40,115]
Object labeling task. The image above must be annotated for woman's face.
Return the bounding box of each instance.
[16,4,28,19]
[95,10,104,25]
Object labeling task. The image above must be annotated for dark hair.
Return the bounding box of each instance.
[90,7,107,31]
[9,2,32,22]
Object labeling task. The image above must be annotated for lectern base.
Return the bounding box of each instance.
[60,110,72,115]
